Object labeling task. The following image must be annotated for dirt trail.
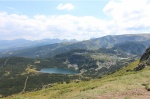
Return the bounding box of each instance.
[93,88,150,99]
[3,58,10,67]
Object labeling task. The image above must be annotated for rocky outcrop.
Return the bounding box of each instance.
[135,47,150,71]
[140,47,150,62]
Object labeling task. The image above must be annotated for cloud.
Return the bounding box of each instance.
[0,12,106,40]
[0,0,150,41]
[57,3,74,11]
[103,0,150,32]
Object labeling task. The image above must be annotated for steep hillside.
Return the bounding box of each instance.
[0,48,135,97]
[1,34,150,58]
[3,58,150,99]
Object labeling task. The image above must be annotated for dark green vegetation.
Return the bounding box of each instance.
[113,42,147,55]
[0,57,81,97]
[53,49,135,77]
[3,48,150,99]
[1,34,150,58]
[0,47,135,97]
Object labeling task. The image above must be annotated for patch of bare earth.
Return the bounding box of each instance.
[93,88,150,99]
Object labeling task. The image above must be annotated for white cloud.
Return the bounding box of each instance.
[0,0,150,41]
[57,3,74,11]
[0,12,106,40]
[103,0,150,33]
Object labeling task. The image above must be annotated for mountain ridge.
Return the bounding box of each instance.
[0,38,77,51]
[1,34,150,58]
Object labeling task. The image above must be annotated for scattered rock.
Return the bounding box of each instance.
[74,79,80,83]
[42,84,53,89]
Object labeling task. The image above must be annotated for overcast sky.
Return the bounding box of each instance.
[0,0,150,40]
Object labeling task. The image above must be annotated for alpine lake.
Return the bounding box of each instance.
[40,68,80,74]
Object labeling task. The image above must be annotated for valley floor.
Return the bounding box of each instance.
[2,61,150,99]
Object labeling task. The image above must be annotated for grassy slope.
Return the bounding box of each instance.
[3,60,150,99]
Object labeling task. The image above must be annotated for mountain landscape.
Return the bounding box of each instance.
[1,0,150,98]
[1,47,150,99]
[0,34,150,98]
[0,48,134,97]
[1,34,150,58]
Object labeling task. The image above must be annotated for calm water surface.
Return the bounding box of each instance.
[40,68,80,74]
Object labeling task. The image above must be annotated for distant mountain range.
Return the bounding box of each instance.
[0,34,150,58]
[0,38,77,51]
